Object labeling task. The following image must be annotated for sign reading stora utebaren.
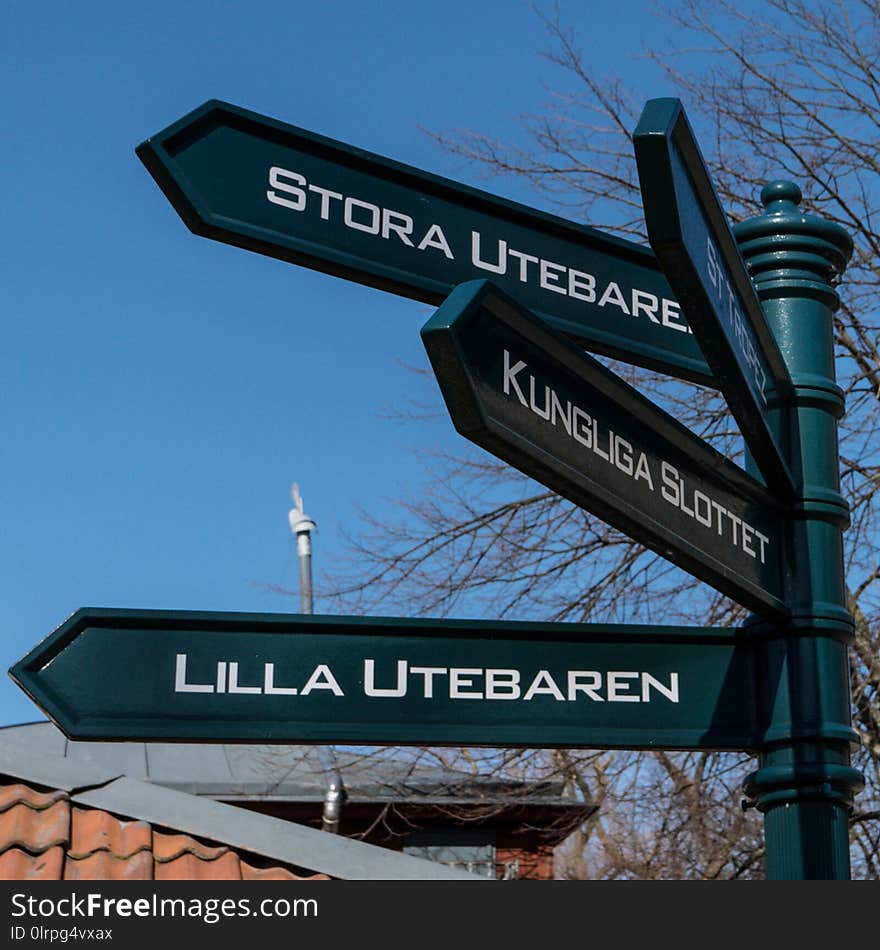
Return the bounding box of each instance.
[633,97,795,497]
[136,99,713,385]
[9,608,758,750]
[422,281,788,619]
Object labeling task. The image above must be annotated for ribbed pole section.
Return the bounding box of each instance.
[735,181,863,878]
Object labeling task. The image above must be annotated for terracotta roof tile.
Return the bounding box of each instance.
[69,807,151,859]
[153,831,230,863]
[0,780,355,881]
[0,800,69,854]
[155,850,242,880]
[0,784,68,813]
[0,846,65,880]
[64,850,153,881]
[241,860,330,881]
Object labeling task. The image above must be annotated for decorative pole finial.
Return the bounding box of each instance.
[734,181,862,879]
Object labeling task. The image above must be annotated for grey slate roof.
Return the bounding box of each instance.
[0,729,485,881]
[0,722,581,810]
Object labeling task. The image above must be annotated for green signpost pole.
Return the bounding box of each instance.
[736,181,863,879]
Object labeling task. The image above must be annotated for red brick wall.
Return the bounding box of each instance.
[496,831,554,880]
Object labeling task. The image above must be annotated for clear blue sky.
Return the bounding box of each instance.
[1,0,690,727]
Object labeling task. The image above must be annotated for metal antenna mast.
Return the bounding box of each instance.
[287,482,345,832]
[288,483,316,615]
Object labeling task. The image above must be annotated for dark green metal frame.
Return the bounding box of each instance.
[11,608,759,750]
[137,99,713,385]
[422,279,788,618]
[733,181,862,879]
[9,95,858,879]
[634,99,795,498]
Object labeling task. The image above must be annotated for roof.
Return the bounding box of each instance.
[0,722,582,810]
[0,737,484,881]
[0,780,328,880]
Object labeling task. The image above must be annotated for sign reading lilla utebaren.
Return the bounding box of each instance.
[9,608,759,750]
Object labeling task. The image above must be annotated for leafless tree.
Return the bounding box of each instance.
[324,0,880,878]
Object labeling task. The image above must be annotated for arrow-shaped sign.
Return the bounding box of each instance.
[633,98,795,497]
[137,99,713,385]
[422,280,789,619]
[10,608,759,750]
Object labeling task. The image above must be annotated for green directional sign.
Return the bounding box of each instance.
[422,281,789,619]
[136,99,713,385]
[633,98,795,497]
[10,608,759,750]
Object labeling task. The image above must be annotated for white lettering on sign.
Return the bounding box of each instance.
[503,350,655,491]
[471,231,687,332]
[175,653,213,693]
[266,165,689,335]
[174,654,344,696]
[358,660,679,703]
[659,461,769,563]
[267,165,454,259]
[500,348,772,565]
[363,658,407,696]
[705,237,768,403]
[172,655,680,704]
